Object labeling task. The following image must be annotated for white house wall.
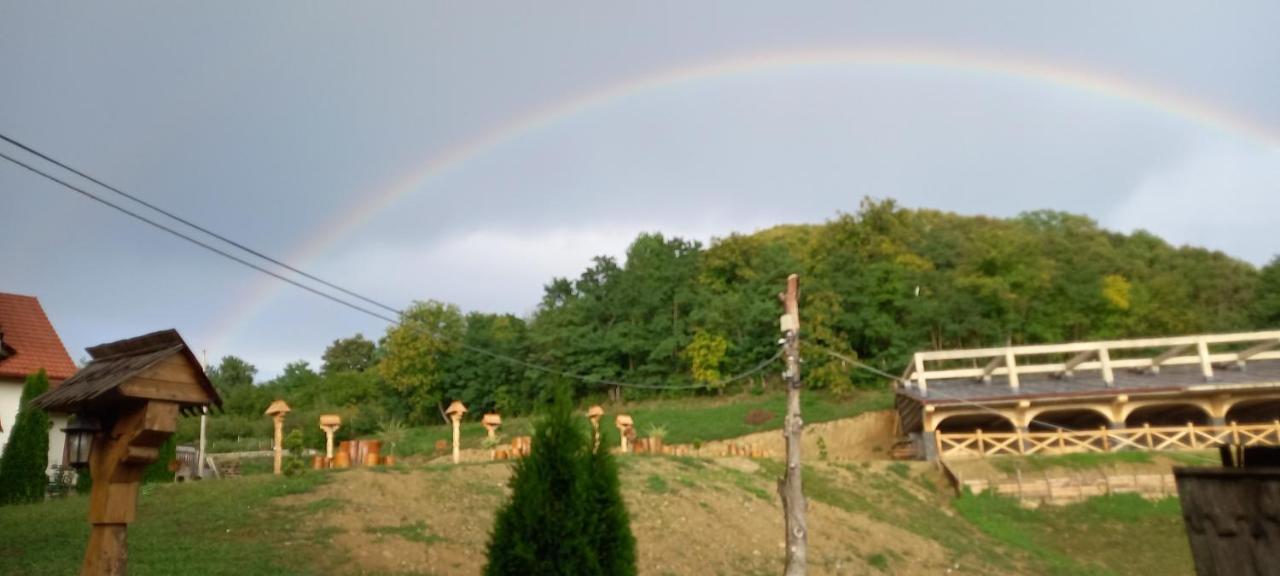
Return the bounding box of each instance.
[0,377,66,474]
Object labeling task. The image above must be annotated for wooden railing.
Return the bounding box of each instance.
[903,330,1280,395]
[936,421,1280,459]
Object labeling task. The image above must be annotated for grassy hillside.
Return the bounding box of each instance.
[391,390,893,457]
[0,455,1192,575]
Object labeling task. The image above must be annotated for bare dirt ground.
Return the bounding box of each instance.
[279,452,1009,575]
[695,410,899,461]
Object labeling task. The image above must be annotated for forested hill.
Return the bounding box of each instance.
[202,199,1280,435]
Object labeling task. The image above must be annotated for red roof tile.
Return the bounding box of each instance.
[0,293,77,382]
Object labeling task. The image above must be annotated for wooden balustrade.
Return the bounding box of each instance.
[936,420,1280,459]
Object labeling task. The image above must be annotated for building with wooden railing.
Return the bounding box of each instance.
[894,331,1280,460]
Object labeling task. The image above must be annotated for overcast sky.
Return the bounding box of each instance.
[3,2,1278,378]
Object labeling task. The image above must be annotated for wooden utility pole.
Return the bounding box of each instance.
[778,273,806,575]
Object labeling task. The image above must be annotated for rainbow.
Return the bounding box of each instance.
[206,46,1280,355]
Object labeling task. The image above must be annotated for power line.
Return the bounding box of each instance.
[0,144,779,391]
[0,131,401,316]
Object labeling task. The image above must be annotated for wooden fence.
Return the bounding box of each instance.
[937,421,1280,459]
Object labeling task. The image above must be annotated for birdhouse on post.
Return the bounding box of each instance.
[615,414,634,453]
[33,329,221,576]
[264,400,291,476]
[318,414,341,465]
[587,405,604,449]
[445,400,468,464]
[482,413,501,438]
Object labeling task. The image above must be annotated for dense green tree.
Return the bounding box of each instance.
[0,370,51,505]
[322,334,377,375]
[378,300,465,424]
[185,199,1273,441]
[207,355,257,390]
[1254,256,1280,328]
[442,313,532,414]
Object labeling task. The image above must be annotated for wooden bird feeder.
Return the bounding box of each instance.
[615,414,634,453]
[264,399,292,475]
[445,400,468,464]
[482,413,502,437]
[318,414,341,463]
[33,329,221,576]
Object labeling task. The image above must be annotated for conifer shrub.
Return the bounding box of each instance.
[283,429,307,476]
[484,396,636,575]
[0,370,51,504]
[587,427,636,576]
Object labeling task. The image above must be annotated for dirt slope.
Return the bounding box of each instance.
[280,455,1020,575]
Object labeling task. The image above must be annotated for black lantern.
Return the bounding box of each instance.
[62,414,101,469]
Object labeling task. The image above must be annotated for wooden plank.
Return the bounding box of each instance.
[119,378,210,405]
[919,350,1280,380]
[916,330,1280,362]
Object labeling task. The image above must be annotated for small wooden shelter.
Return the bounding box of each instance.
[33,329,220,576]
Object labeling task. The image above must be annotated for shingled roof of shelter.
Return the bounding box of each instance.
[33,329,220,414]
[0,293,77,381]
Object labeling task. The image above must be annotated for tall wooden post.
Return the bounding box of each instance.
[778,273,807,575]
[265,400,291,476]
[445,401,468,464]
[587,405,604,450]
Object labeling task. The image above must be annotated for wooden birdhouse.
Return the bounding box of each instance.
[264,400,291,475]
[615,414,634,453]
[319,414,342,461]
[482,413,502,437]
[33,329,220,576]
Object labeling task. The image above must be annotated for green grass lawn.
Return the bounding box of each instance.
[955,491,1191,576]
[0,473,339,576]
[989,450,1220,474]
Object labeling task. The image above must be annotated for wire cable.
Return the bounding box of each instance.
[0,131,402,316]
[0,147,779,391]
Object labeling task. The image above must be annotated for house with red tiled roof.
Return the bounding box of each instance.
[0,292,78,473]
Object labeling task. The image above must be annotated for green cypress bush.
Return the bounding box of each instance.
[0,370,52,505]
[587,427,637,576]
[485,397,602,575]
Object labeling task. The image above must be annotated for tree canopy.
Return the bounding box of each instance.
[180,200,1277,443]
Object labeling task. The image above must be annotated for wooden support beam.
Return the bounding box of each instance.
[1235,339,1280,368]
[1197,339,1214,381]
[1148,343,1193,374]
[978,355,1004,383]
[1098,347,1114,386]
[913,353,928,396]
[1058,349,1095,379]
[1005,350,1019,391]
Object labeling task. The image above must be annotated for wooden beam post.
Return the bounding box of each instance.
[272,414,284,475]
[83,400,178,576]
[777,274,806,576]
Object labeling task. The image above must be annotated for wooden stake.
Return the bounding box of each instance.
[777,274,806,576]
